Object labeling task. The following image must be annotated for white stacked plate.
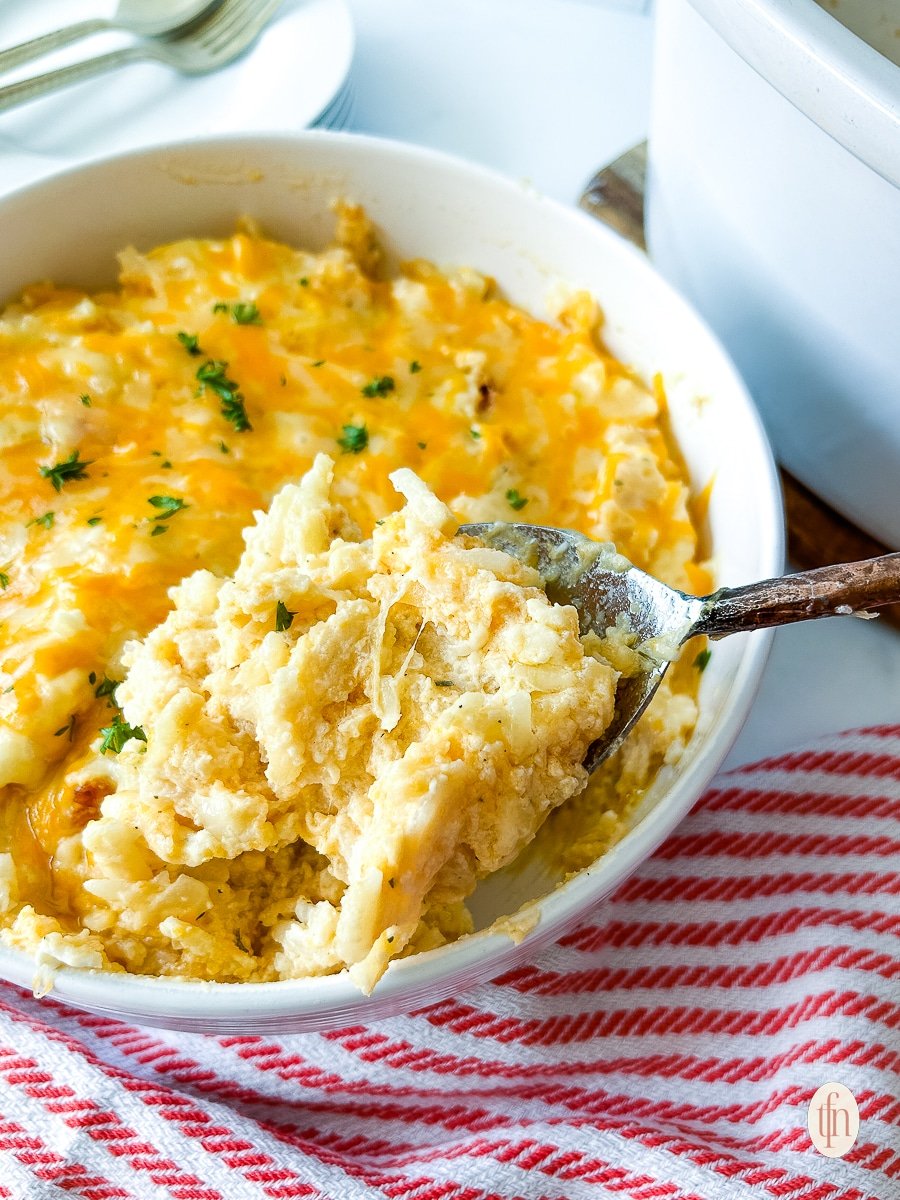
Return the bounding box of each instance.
[0,0,355,184]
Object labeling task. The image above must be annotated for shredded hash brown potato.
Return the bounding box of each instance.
[0,206,710,989]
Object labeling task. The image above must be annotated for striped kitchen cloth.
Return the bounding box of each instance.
[0,725,897,1200]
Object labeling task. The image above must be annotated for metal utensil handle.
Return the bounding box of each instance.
[0,44,156,112]
[0,19,110,76]
[695,553,900,638]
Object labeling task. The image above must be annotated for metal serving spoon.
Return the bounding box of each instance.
[460,522,900,774]
[0,0,222,77]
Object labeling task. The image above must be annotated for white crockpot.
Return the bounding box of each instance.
[648,0,900,547]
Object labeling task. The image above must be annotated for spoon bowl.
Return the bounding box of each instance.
[461,521,900,773]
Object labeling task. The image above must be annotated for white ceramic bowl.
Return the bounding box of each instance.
[0,133,782,1032]
[648,0,900,547]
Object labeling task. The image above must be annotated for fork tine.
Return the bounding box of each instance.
[193,0,252,48]
[200,0,279,59]
[201,0,264,49]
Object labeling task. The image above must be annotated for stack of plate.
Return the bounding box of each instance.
[314,77,355,132]
[0,0,356,185]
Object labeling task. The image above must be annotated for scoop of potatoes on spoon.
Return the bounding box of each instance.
[460,522,900,774]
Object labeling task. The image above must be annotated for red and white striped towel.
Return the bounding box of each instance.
[0,726,898,1200]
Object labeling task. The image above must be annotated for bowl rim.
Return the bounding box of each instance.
[0,130,784,1026]
[681,0,900,190]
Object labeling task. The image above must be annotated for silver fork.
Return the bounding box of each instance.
[0,1,221,76]
[0,0,283,113]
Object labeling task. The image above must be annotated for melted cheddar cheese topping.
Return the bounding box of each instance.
[0,208,709,984]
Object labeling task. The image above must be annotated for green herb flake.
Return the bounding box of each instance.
[275,601,296,633]
[94,674,122,704]
[54,716,75,740]
[150,525,168,537]
[311,360,325,368]
[409,360,422,374]
[0,573,8,590]
[231,301,261,326]
[88,672,96,686]
[99,713,146,756]
[337,423,368,455]
[161,460,173,469]
[212,302,229,314]
[505,488,529,511]
[40,450,93,493]
[470,427,482,440]
[148,495,188,519]
[177,331,202,356]
[299,277,310,287]
[694,648,712,673]
[417,441,427,451]
[86,516,102,526]
[196,359,252,432]
[80,393,92,407]
[219,441,230,455]
[435,680,453,687]
[361,375,395,398]
[29,512,55,530]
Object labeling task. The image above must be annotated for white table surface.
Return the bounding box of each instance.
[345,0,900,767]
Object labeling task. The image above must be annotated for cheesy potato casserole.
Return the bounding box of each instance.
[0,207,709,989]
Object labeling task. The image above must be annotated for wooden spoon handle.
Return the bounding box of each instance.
[694,554,900,638]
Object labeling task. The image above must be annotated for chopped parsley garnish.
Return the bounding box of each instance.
[40,450,93,493]
[148,495,188,519]
[99,713,146,755]
[177,331,202,356]
[275,601,296,633]
[54,716,76,740]
[470,427,481,440]
[0,573,8,590]
[94,674,122,704]
[417,441,427,450]
[337,423,368,454]
[361,375,395,398]
[86,516,102,526]
[409,360,422,374]
[694,648,712,672]
[161,460,172,469]
[212,302,229,314]
[80,394,92,407]
[506,488,529,511]
[196,359,252,432]
[88,672,96,686]
[29,512,55,530]
[150,525,168,536]
[299,277,310,287]
[311,360,325,368]
[231,302,261,325]
[219,441,230,454]
[435,680,453,687]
